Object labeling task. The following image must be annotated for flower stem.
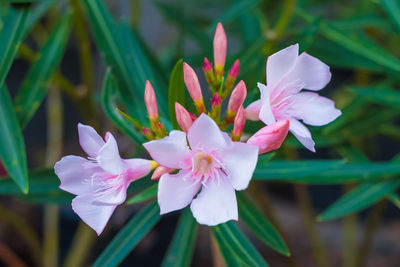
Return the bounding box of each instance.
[342,184,358,267]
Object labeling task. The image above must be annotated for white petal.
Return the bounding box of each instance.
[96,132,125,175]
[289,119,316,152]
[287,92,341,126]
[190,175,238,226]
[78,123,105,158]
[258,83,276,125]
[220,142,258,190]
[123,159,153,181]
[72,195,116,235]
[143,130,191,169]
[266,44,299,87]
[158,171,201,214]
[187,114,230,150]
[54,155,99,195]
[245,100,261,121]
[285,52,331,91]
[91,175,128,205]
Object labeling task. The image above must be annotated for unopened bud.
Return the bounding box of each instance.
[183,62,206,114]
[175,102,193,132]
[224,59,240,92]
[247,120,290,154]
[203,57,215,85]
[213,22,227,77]
[142,127,154,140]
[151,166,174,180]
[144,81,158,119]
[232,106,246,141]
[226,80,247,123]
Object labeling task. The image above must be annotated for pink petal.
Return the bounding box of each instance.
[289,119,316,152]
[143,130,190,169]
[247,120,290,154]
[187,114,229,150]
[258,83,276,125]
[183,62,203,102]
[72,195,116,235]
[288,92,341,126]
[220,142,258,190]
[55,155,99,195]
[124,159,153,181]
[245,100,261,121]
[78,123,105,158]
[158,171,201,214]
[266,44,298,87]
[286,52,331,91]
[93,179,128,205]
[190,175,238,226]
[96,132,125,175]
[213,22,227,67]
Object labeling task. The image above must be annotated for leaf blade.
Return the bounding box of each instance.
[168,59,185,129]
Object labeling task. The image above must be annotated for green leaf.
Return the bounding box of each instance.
[168,59,185,129]
[212,221,269,267]
[0,85,28,193]
[0,4,30,87]
[296,8,400,72]
[22,0,55,37]
[14,12,72,128]
[348,86,400,107]
[212,229,244,267]
[254,160,400,184]
[388,193,400,209]
[161,208,198,267]
[93,201,160,267]
[237,192,290,256]
[381,0,400,31]
[126,183,157,204]
[319,181,400,221]
[101,69,145,144]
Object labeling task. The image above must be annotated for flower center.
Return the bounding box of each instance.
[192,152,214,176]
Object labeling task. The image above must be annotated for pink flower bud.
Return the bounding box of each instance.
[151,166,174,180]
[247,120,289,154]
[189,113,197,121]
[213,22,227,70]
[212,93,221,107]
[144,81,158,119]
[203,57,213,72]
[142,127,154,140]
[227,80,247,116]
[183,62,203,102]
[228,59,240,78]
[232,106,246,140]
[175,102,194,132]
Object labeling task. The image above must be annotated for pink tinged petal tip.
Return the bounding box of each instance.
[144,81,158,119]
[213,23,227,68]
[228,59,240,78]
[211,92,221,107]
[247,120,290,154]
[151,166,174,180]
[124,158,155,181]
[183,62,203,102]
[228,80,247,114]
[258,83,276,125]
[232,106,246,140]
[289,119,316,152]
[175,102,193,133]
[245,100,261,121]
[78,123,105,158]
[203,57,213,72]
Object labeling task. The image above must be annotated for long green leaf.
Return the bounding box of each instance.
[101,69,145,144]
[212,228,244,267]
[161,208,198,267]
[254,160,400,183]
[0,85,28,193]
[237,192,290,256]
[14,12,72,128]
[168,59,185,129]
[213,221,269,267]
[348,86,400,106]
[22,0,55,37]
[319,181,400,221]
[126,183,157,204]
[0,4,30,87]
[381,0,400,31]
[93,201,160,267]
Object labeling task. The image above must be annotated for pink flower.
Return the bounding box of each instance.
[54,123,155,235]
[246,44,341,152]
[143,114,258,226]
[247,120,290,154]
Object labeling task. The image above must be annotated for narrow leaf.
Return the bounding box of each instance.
[93,201,160,267]
[126,183,157,204]
[168,59,185,129]
[348,86,400,106]
[237,192,290,256]
[381,0,400,30]
[161,208,198,267]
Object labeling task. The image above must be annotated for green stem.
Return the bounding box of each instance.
[342,184,358,267]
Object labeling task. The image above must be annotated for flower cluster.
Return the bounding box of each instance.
[54,23,340,234]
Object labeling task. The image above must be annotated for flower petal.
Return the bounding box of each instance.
[72,195,116,235]
[188,114,230,150]
[245,99,261,121]
[190,175,238,226]
[220,142,258,190]
[247,120,290,154]
[286,52,331,91]
[287,92,341,126]
[289,119,316,152]
[266,44,298,87]
[143,130,190,169]
[124,159,153,181]
[258,83,276,125]
[55,155,100,195]
[96,132,125,175]
[158,171,201,214]
[78,123,105,158]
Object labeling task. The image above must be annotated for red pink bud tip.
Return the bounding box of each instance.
[213,22,227,67]
[203,57,213,72]
[175,102,194,133]
[144,81,158,119]
[151,166,174,180]
[247,120,290,154]
[183,62,203,102]
[212,93,221,106]
[228,80,247,114]
[228,59,240,78]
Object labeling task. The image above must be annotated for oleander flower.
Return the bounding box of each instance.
[246,44,341,152]
[143,114,259,226]
[54,123,155,235]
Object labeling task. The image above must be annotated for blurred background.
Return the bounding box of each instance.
[1,0,400,266]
